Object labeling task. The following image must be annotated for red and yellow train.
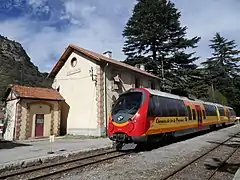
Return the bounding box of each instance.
[107,88,237,150]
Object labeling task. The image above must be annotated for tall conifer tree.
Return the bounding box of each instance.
[201,32,240,105]
[122,0,201,91]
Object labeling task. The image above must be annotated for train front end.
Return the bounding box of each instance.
[107,88,150,150]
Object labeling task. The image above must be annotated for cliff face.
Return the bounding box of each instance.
[0,35,53,99]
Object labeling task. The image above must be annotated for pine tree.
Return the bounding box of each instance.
[233,76,240,114]
[186,67,209,99]
[122,0,201,90]
[201,32,240,106]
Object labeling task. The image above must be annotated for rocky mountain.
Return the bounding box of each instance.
[0,35,53,100]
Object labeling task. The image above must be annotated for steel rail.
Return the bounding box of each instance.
[0,149,129,179]
[207,145,239,180]
[30,151,128,180]
[161,132,240,180]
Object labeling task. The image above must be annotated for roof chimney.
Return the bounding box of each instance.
[135,64,145,71]
[103,50,112,58]
[140,64,145,71]
[135,64,140,68]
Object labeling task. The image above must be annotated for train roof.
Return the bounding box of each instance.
[122,88,234,110]
[145,88,203,103]
[143,88,226,107]
[146,88,185,100]
[224,105,233,110]
[197,99,221,107]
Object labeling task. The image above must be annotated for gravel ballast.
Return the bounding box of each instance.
[56,125,240,180]
[210,144,240,180]
[168,135,240,180]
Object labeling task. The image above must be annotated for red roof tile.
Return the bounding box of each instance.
[47,44,161,80]
[6,84,64,101]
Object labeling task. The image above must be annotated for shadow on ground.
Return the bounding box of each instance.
[206,140,240,148]
[134,125,233,153]
[0,140,32,149]
[206,133,240,148]
[205,157,240,175]
[119,124,235,153]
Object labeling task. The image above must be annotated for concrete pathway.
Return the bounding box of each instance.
[0,137,112,170]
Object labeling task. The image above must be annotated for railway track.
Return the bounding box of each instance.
[0,149,130,180]
[161,132,240,180]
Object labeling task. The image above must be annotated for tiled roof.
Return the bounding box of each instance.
[5,84,64,101]
[47,44,161,80]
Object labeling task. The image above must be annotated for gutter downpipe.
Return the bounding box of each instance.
[103,62,109,137]
[13,98,20,141]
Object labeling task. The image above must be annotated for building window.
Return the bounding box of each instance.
[135,77,140,88]
[57,86,60,92]
[70,57,77,67]
[150,81,155,89]
[112,72,121,90]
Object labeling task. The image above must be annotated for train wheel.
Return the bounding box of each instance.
[113,141,123,151]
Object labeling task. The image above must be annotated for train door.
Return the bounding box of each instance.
[195,105,203,127]
[35,114,44,137]
[216,107,220,122]
[226,109,230,122]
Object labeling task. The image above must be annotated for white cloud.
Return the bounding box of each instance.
[63,1,96,20]
[26,0,50,14]
[172,0,240,63]
[0,0,240,72]
[0,0,134,72]
[0,18,124,72]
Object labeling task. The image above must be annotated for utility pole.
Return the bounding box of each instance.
[161,56,164,89]
[211,83,215,102]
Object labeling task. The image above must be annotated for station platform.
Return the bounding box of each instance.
[233,168,240,180]
[0,136,112,171]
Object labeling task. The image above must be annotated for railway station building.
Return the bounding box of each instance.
[47,44,161,137]
[1,84,64,140]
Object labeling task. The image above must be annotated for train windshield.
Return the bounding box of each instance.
[112,92,143,115]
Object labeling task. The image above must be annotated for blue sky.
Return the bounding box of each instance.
[0,0,239,73]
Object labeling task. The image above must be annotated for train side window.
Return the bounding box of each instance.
[158,96,168,117]
[233,110,236,116]
[151,95,159,116]
[166,98,178,116]
[218,107,225,116]
[204,104,217,116]
[187,106,192,120]
[230,109,236,116]
[154,96,162,116]
[212,106,217,116]
[176,100,187,117]
[202,110,206,119]
[221,108,224,116]
[152,95,162,117]
[204,104,209,116]
[192,109,196,120]
[147,96,155,117]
